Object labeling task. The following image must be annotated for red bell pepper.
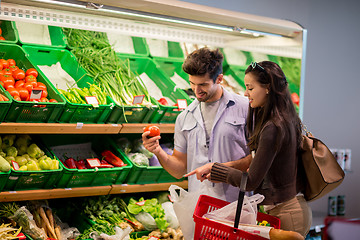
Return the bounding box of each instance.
[65,157,77,169]
[101,150,127,167]
[75,159,87,169]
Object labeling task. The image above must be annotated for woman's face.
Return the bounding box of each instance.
[244,72,268,108]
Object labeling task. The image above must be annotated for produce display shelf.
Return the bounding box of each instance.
[0,122,123,134]
[0,123,174,133]
[0,180,188,202]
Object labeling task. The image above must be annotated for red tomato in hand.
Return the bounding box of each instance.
[144,125,161,137]
[25,68,38,78]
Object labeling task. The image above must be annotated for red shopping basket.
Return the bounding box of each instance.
[193,195,280,240]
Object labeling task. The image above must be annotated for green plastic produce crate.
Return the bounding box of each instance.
[22,45,115,123]
[147,39,184,61]
[0,20,18,44]
[115,55,191,124]
[3,136,63,191]
[113,134,184,184]
[0,88,12,122]
[41,134,133,188]
[0,42,66,123]
[14,21,67,48]
[0,170,10,192]
[106,34,150,57]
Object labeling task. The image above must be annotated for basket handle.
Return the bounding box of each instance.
[233,172,248,232]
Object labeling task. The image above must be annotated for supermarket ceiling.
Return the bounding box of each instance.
[0,0,304,58]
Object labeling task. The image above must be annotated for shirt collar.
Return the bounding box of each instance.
[186,87,235,113]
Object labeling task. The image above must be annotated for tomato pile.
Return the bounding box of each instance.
[0,27,5,41]
[0,58,57,102]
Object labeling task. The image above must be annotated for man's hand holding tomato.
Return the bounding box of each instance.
[142,125,162,155]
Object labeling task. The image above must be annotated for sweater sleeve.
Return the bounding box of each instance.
[210,122,283,191]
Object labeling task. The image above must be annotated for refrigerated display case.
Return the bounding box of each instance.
[0,0,306,198]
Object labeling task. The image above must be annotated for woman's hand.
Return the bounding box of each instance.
[184,163,214,182]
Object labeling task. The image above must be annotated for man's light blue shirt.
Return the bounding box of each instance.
[174,88,249,202]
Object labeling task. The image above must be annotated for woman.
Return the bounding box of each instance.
[185,61,312,237]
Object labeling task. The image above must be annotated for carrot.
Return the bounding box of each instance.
[46,208,54,230]
[0,93,9,101]
[39,207,57,239]
[55,225,62,240]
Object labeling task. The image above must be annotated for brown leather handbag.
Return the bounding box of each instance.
[300,126,345,202]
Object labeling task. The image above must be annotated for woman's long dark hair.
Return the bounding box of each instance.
[245,61,302,151]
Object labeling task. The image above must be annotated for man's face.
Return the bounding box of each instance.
[189,73,223,102]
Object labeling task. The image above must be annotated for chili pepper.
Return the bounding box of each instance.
[64,157,77,169]
[75,159,87,169]
[101,150,127,167]
[97,163,114,168]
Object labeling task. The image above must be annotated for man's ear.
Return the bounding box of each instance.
[216,74,223,84]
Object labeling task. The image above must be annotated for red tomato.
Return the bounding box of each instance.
[1,75,15,89]
[0,37,5,41]
[39,97,48,102]
[23,82,34,92]
[0,59,9,69]
[7,87,20,97]
[291,92,300,106]
[25,68,38,78]
[144,125,161,137]
[0,62,2,71]
[18,87,29,101]
[0,28,2,35]
[14,80,25,89]
[41,89,48,98]
[7,59,16,66]
[2,69,12,76]
[12,69,25,80]
[49,99,58,103]
[25,75,37,87]
[13,95,21,101]
[36,82,47,91]
[9,65,19,73]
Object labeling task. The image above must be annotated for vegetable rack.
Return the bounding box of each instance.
[193,195,280,240]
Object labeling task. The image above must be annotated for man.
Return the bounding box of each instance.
[142,47,249,202]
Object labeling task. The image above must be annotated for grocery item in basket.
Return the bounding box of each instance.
[38,62,77,90]
[204,193,265,226]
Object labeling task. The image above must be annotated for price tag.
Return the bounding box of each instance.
[29,88,43,100]
[86,158,101,168]
[132,95,145,105]
[177,99,187,110]
[85,96,99,108]
[136,200,146,206]
[11,161,19,170]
